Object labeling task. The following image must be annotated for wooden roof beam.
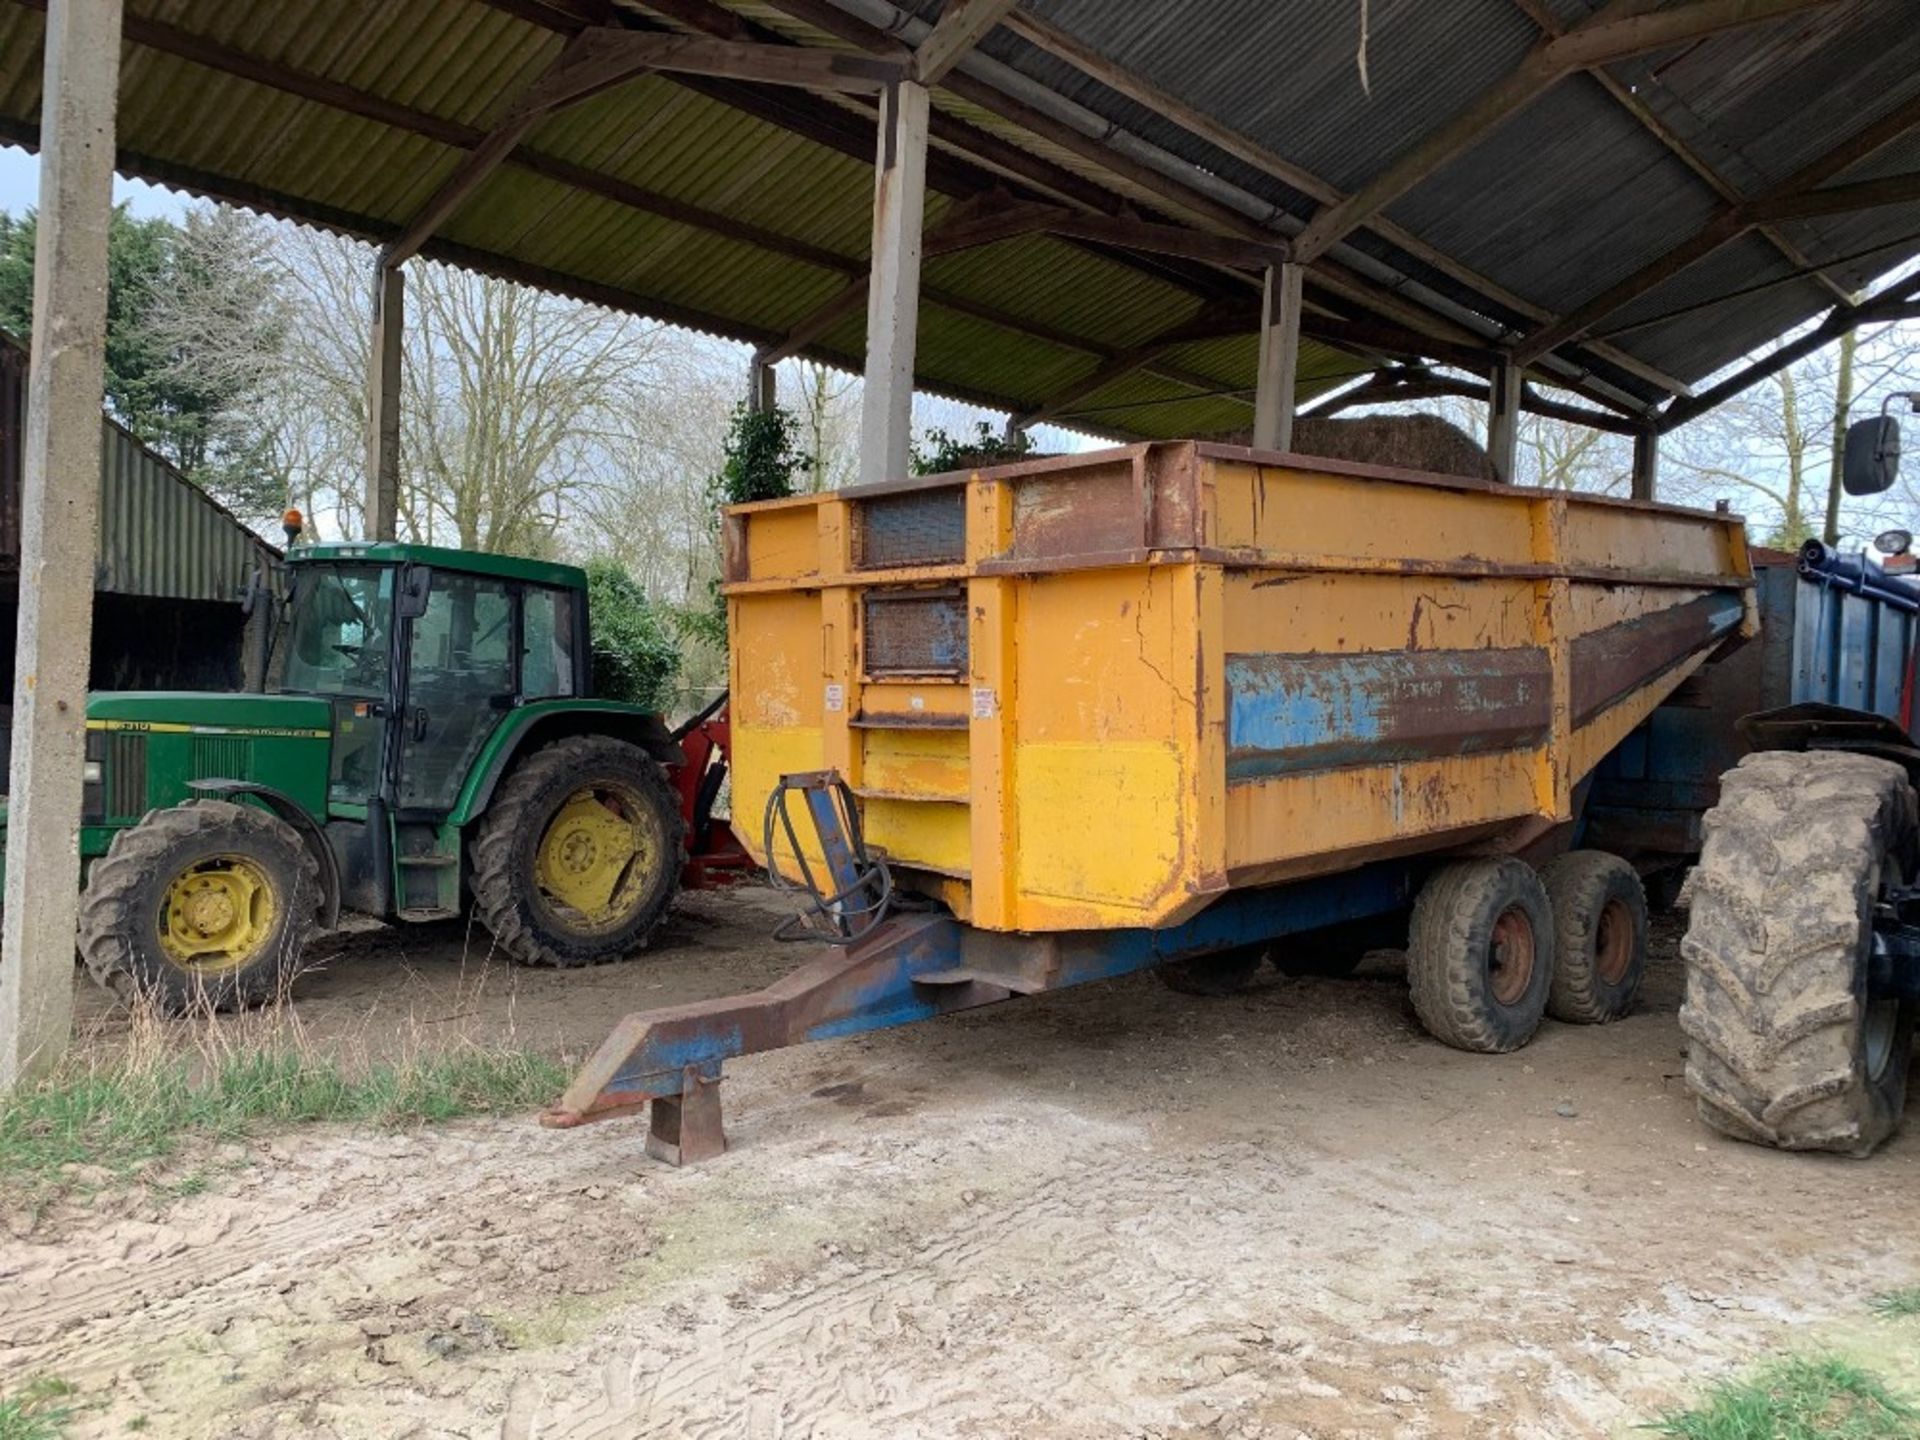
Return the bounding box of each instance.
[1516,89,1920,363]
[1290,0,1843,265]
[577,31,907,90]
[911,0,1021,86]
[1009,309,1246,429]
[384,27,662,267]
[1506,0,1853,307]
[1660,272,1920,429]
[1001,8,1694,404]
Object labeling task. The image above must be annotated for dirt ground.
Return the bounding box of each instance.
[6,884,1920,1439]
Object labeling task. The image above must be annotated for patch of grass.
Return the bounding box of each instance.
[0,1378,76,1440]
[1874,1288,1920,1319]
[1648,1355,1920,1439]
[0,1044,567,1209]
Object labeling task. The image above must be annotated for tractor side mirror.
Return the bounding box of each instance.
[1845,415,1902,496]
[398,565,433,620]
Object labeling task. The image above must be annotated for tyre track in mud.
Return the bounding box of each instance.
[513,1119,1734,1440]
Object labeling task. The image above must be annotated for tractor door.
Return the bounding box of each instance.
[395,570,516,813]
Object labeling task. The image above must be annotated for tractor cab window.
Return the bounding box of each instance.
[522,586,578,699]
[281,565,395,699]
[399,572,516,811]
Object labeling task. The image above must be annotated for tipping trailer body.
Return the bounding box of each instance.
[548,442,1756,1162]
[725,442,1756,931]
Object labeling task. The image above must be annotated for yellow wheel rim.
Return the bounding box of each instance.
[157,854,279,974]
[533,782,660,932]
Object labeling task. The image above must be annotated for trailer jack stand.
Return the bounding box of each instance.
[538,910,970,1160]
[646,1065,726,1165]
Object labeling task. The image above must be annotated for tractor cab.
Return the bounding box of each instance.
[273,542,596,818]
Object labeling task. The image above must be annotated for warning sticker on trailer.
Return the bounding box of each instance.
[825,683,845,713]
[972,686,998,719]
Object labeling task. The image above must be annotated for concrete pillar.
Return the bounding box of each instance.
[1632,425,1659,502]
[1488,357,1522,485]
[365,262,404,541]
[858,81,930,489]
[747,352,777,414]
[0,0,124,1090]
[1251,262,1303,451]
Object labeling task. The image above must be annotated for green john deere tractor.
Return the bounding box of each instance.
[14,540,696,1012]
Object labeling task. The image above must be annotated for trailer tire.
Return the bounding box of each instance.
[1542,851,1648,1024]
[76,800,320,1014]
[1157,946,1264,996]
[1408,858,1554,1053]
[1680,750,1915,1156]
[471,735,685,968]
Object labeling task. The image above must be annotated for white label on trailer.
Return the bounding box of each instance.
[972,686,998,719]
[825,683,845,712]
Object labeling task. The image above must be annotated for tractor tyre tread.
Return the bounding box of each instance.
[470,735,685,968]
[75,799,320,1014]
[1408,857,1554,1054]
[1679,749,1916,1156]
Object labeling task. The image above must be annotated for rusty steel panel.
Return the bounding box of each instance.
[1225,648,1553,782]
[1570,591,1748,726]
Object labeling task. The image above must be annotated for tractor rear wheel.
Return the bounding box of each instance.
[1408,858,1554,1053]
[76,800,320,1013]
[471,735,685,967]
[1680,750,1916,1156]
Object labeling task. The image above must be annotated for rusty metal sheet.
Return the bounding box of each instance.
[1225,647,1553,781]
[1570,592,1747,727]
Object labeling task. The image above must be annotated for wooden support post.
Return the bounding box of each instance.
[1252,262,1303,451]
[858,80,930,489]
[1488,357,1522,485]
[1632,425,1659,502]
[747,353,777,413]
[365,263,404,542]
[0,0,124,1090]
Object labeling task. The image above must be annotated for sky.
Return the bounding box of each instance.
[0,142,188,222]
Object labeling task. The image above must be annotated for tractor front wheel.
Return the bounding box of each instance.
[76,800,321,1013]
[470,736,685,967]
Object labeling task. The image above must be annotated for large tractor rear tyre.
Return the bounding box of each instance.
[1408,858,1554,1053]
[1680,750,1916,1156]
[471,735,685,968]
[1542,851,1648,1024]
[77,800,320,1014]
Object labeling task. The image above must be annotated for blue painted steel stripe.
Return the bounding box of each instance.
[1224,647,1552,782]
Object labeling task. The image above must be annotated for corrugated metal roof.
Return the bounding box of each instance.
[0,0,1914,441]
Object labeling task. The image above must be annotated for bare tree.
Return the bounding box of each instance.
[401,265,660,555]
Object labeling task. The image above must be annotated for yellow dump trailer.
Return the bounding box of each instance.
[549,442,1755,1162]
[725,442,1754,934]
